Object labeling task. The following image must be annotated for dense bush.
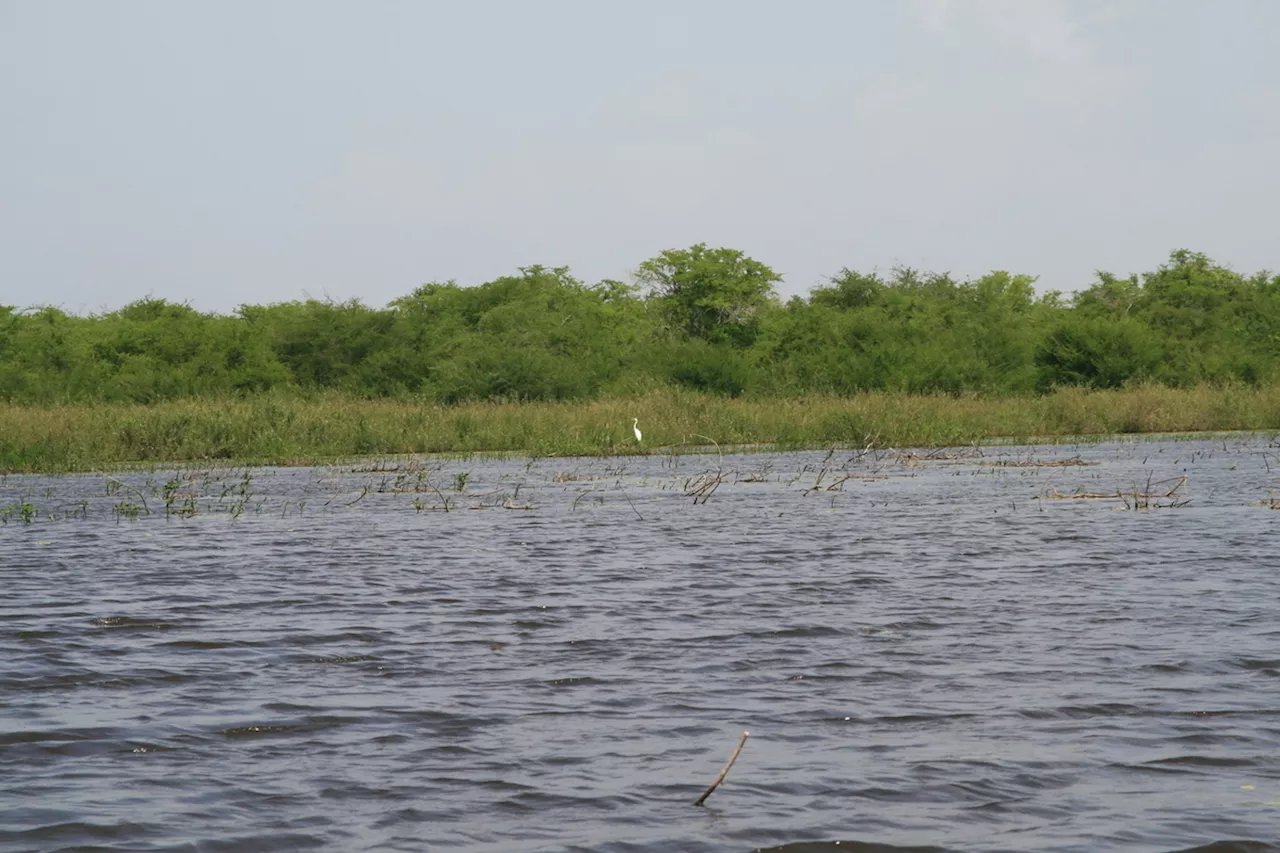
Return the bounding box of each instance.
[1,248,1276,404]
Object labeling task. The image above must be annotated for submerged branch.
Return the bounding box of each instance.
[693,730,750,807]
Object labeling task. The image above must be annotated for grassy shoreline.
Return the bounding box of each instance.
[2,384,1278,474]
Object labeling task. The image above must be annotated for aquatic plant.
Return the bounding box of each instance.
[0,384,1277,474]
[0,501,37,524]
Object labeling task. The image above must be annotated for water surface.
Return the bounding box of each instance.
[2,436,1279,852]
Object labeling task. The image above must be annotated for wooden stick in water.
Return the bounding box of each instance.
[693,730,750,806]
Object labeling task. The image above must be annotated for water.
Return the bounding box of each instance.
[2,436,1279,853]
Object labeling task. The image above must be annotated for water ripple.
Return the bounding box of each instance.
[2,439,1279,852]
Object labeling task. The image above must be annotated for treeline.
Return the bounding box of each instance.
[2,246,1278,404]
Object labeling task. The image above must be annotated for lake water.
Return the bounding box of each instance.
[2,436,1279,853]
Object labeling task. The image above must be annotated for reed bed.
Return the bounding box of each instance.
[1,384,1278,474]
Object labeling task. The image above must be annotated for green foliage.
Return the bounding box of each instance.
[655,338,751,396]
[390,265,653,402]
[763,266,1052,395]
[635,243,781,345]
[1067,250,1280,387]
[1036,314,1162,390]
[1,248,1277,407]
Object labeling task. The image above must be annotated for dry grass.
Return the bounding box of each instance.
[1,383,1278,473]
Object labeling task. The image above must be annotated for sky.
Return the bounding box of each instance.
[2,0,1278,314]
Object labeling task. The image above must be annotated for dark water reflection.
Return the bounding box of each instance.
[2,436,1279,852]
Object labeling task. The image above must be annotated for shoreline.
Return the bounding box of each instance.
[2,384,1277,475]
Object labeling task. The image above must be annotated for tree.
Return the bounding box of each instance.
[810,268,885,310]
[636,244,781,345]
[1036,314,1161,389]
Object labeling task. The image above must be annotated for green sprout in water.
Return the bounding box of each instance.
[163,478,182,517]
[1,502,37,525]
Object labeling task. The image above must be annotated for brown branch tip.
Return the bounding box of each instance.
[693,730,750,807]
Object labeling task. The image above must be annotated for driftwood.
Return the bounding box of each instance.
[683,434,726,504]
[1039,474,1191,509]
[693,730,749,806]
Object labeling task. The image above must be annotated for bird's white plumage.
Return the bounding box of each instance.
[632,418,642,442]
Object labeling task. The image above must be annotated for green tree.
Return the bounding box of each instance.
[243,298,395,391]
[636,244,781,345]
[1069,251,1275,386]
[810,268,885,310]
[393,266,653,402]
[1036,314,1162,389]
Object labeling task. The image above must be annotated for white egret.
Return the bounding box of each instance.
[632,418,642,442]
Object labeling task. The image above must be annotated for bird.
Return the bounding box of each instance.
[632,418,642,442]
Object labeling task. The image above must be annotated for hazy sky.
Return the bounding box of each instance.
[2,0,1277,314]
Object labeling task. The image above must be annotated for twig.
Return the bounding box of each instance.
[693,730,750,807]
[802,464,828,496]
[105,477,151,515]
[619,485,644,521]
[684,470,724,504]
[689,433,723,465]
[683,434,726,505]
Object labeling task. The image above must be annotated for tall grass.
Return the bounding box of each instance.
[2,384,1278,473]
